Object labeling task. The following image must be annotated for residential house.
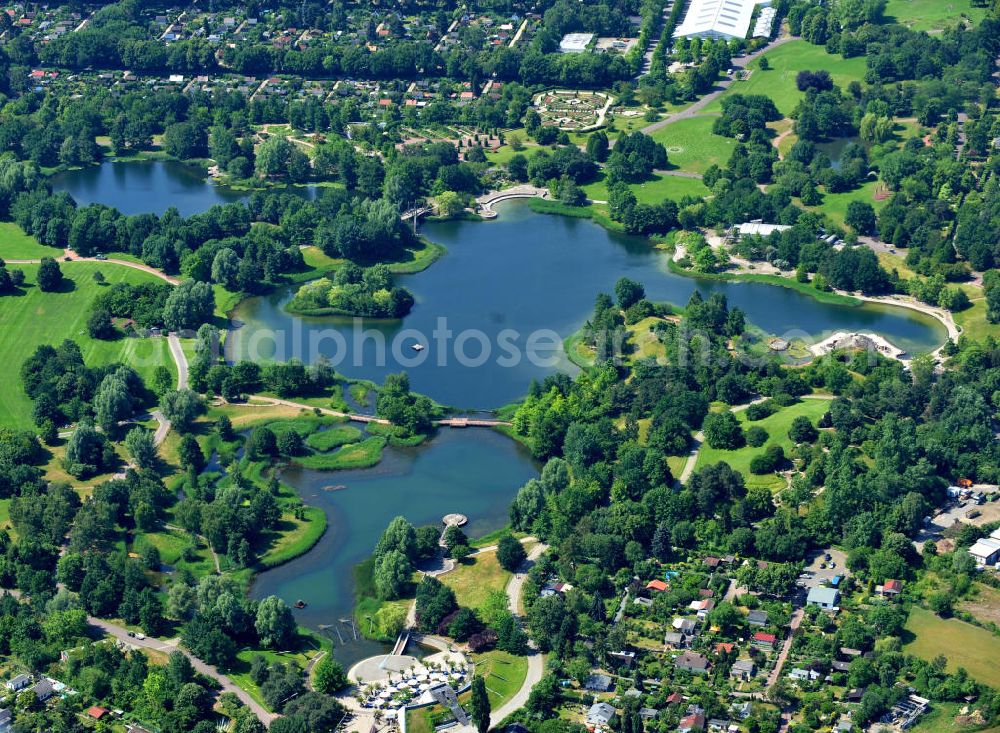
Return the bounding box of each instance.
[0,709,10,733]
[689,599,714,618]
[646,579,669,593]
[678,711,706,732]
[584,674,613,693]
[633,597,653,609]
[788,668,821,682]
[673,618,698,635]
[86,707,109,720]
[844,688,865,703]
[879,579,903,597]
[666,692,684,706]
[730,659,756,681]
[831,660,851,673]
[806,587,840,610]
[698,588,715,599]
[839,647,863,659]
[32,679,53,701]
[5,675,30,692]
[586,702,616,728]
[610,650,636,668]
[674,652,710,674]
[664,632,688,649]
[714,642,735,655]
[746,610,768,627]
[703,556,721,570]
[751,632,776,650]
[639,708,659,721]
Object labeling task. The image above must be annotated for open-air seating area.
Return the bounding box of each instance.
[358,660,470,711]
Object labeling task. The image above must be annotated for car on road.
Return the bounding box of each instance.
[136,633,146,640]
[94,253,107,260]
[127,631,135,637]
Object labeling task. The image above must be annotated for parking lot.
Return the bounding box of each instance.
[797,548,848,593]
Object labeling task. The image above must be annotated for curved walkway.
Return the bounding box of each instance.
[87,616,276,724]
[7,249,180,285]
[476,185,549,218]
[491,541,548,725]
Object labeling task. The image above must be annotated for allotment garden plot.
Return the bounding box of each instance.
[532,90,613,131]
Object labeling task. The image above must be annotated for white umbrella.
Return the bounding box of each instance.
[420,682,432,691]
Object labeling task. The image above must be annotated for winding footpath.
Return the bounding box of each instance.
[677,395,833,485]
[490,541,548,725]
[87,617,277,724]
[6,248,180,285]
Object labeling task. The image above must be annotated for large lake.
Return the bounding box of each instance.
[50,160,947,662]
[230,199,946,408]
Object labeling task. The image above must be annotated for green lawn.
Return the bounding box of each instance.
[583,171,710,205]
[294,435,387,470]
[472,649,528,709]
[0,223,63,260]
[649,116,738,175]
[0,261,176,429]
[258,505,327,570]
[694,397,832,490]
[884,0,986,31]
[305,425,364,451]
[703,41,868,117]
[440,550,512,610]
[797,180,889,227]
[904,607,1000,688]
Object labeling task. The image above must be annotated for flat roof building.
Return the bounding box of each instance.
[559,32,594,53]
[673,0,760,40]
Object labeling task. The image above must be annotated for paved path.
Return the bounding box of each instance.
[610,34,798,150]
[476,185,549,217]
[7,250,179,285]
[87,617,277,724]
[491,542,548,726]
[168,333,189,389]
[652,168,704,179]
[243,395,510,430]
[766,607,803,688]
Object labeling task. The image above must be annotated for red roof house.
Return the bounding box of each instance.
[752,632,777,648]
[645,579,668,592]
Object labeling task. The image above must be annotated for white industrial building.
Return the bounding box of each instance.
[559,32,594,53]
[969,528,1000,567]
[752,6,777,37]
[673,0,767,40]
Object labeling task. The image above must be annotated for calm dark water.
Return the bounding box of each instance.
[50,160,248,217]
[228,199,946,408]
[49,159,321,217]
[815,136,862,171]
[251,428,539,666]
